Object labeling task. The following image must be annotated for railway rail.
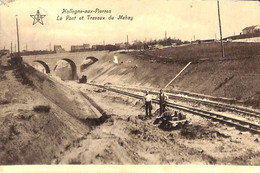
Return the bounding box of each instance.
[107,85,260,119]
[88,83,260,135]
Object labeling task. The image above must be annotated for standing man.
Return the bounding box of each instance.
[143,90,153,118]
[159,89,168,116]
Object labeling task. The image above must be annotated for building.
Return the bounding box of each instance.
[54,45,65,53]
[0,49,10,55]
[242,25,260,35]
[71,43,90,52]
[83,44,90,49]
[115,42,127,49]
[91,45,105,51]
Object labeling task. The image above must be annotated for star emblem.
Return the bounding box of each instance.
[30,10,46,25]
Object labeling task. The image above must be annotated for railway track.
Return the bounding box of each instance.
[107,85,260,119]
[88,83,260,135]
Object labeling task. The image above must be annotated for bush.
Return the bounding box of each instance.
[33,105,51,113]
[13,64,34,87]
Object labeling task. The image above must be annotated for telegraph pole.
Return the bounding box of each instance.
[217,0,225,58]
[11,42,13,54]
[16,15,21,57]
[165,31,167,46]
[127,35,129,52]
[49,42,52,51]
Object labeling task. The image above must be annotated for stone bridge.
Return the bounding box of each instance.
[23,51,108,80]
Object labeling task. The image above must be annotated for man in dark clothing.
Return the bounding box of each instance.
[159,89,168,116]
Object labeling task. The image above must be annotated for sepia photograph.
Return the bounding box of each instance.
[0,0,260,172]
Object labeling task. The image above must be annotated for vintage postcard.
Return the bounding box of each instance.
[0,0,260,172]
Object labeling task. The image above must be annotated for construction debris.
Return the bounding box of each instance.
[154,110,188,131]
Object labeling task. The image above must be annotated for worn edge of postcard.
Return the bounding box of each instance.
[0,0,260,172]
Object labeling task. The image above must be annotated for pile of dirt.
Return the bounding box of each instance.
[0,62,93,164]
[180,124,230,140]
[0,108,77,164]
[56,114,213,164]
[25,65,99,120]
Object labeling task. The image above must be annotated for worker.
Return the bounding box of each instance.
[79,75,87,83]
[143,90,153,118]
[159,89,168,116]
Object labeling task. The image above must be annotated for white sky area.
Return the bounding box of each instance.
[0,0,259,51]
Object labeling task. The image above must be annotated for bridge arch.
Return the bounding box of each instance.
[62,58,78,80]
[80,56,98,72]
[33,60,50,73]
[86,56,98,62]
[54,58,78,80]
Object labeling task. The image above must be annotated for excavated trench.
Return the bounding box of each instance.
[2,44,260,164]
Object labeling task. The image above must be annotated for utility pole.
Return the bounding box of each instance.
[49,42,52,51]
[16,15,21,57]
[127,35,129,52]
[26,43,28,51]
[217,0,225,58]
[11,42,13,53]
[165,31,167,46]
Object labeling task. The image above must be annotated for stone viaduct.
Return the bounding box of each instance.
[23,51,108,80]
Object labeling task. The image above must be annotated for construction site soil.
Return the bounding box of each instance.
[83,42,260,108]
[1,42,260,165]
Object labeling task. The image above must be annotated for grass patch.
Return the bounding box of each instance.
[8,56,34,87]
[131,42,260,63]
[0,67,7,80]
[13,65,34,86]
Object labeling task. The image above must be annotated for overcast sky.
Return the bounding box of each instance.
[0,0,259,51]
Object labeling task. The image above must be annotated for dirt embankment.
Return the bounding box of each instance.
[82,47,260,108]
[0,58,100,164]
